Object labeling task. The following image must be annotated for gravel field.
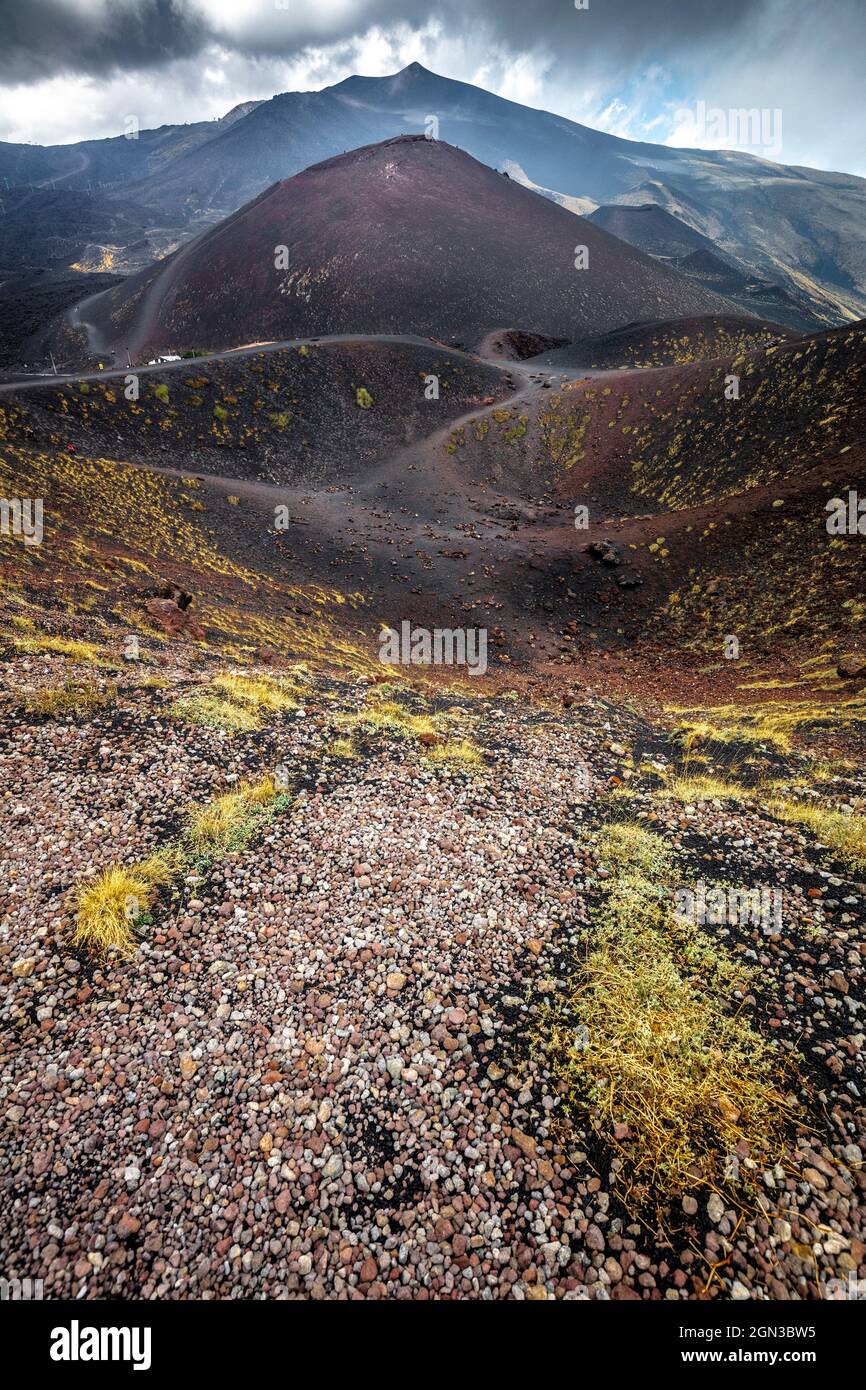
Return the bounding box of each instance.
[1,650,863,1300]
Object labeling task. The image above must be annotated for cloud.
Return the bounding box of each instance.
[0,0,206,83]
[0,0,862,174]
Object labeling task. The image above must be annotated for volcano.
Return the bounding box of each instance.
[83,136,739,363]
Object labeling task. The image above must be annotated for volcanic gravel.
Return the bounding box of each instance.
[1,651,863,1300]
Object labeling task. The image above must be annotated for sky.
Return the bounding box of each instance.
[0,0,863,175]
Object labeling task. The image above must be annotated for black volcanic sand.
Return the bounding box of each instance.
[0,268,123,369]
[2,338,513,487]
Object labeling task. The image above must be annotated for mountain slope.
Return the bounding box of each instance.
[79,136,739,362]
[587,204,826,332]
[587,204,717,258]
[440,322,866,512]
[116,64,866,327]
[4,65,863,330]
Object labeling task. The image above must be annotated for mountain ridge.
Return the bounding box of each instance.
[2,63,864,328]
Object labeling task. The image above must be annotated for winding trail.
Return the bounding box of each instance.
[0,333,590,396]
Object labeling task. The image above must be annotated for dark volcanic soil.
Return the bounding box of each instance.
[1,308,865,1304]
[2,337,513,487]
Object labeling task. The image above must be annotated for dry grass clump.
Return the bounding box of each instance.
[184,776,284,860]
[327,737,356,758]
[16,633,102,663]
[210,672,298,712]
[171,691,260,732]
[423,737,484,769]
[536,821,791,1211]
[597,821,673,878]
[768,798,866,873]
[70,775,293,960]
[172,672,298,731]
[71,853,177,959]
[336,694,483,768]
[337,697,441,740]
[670,694,866,755]
[26,678,116,718]
[662,775,751,805]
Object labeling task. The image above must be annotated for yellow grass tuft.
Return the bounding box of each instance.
[327,737,356,758]
[337,697,441,740]
[71,853,177,959]
[662,775,751,805]
[210,672,298,712]
[173,673,299,731]
[17,634,102,663]
[768,798,866,873]
[184,776,281,860]
[536,821,791,1211]
[26,678,115,718]
[171,692,260,732]
[661,775,866,871]
[670,694,866,755]
[423,737,484,768]
[597,821,673,878]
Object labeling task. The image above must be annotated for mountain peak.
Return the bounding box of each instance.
[378,60,438,85]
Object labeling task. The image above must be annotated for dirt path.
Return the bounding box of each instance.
[0,332,511,394]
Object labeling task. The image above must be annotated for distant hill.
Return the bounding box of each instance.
[587,204,826,332]
[0,188,147,270]
[587,204,716,258]
[3,64,864,331]
[3,63,861,332]
[73,136,739,363]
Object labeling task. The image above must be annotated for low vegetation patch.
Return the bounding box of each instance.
[768,798,866,873]
[209,672,298,713]
[173,672,299,731]
[184,776,286,861]
[662,775,751,805]
[327,736,356,758]
[670,694,866,755]
[423,737,483,769]
[171,691,260,732]
[70,771,296,960]
[71,853,177,959]
[337,697,441,741]
[661,772,866,872]
[16,633,102,663]
[26,678,115,718]
[535,821,791,1214]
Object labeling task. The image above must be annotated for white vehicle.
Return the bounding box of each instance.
[146,354,182,365]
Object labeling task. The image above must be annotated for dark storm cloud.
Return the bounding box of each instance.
[0,0,863,173]
[0,0,207,82]
[0,0,821,82]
